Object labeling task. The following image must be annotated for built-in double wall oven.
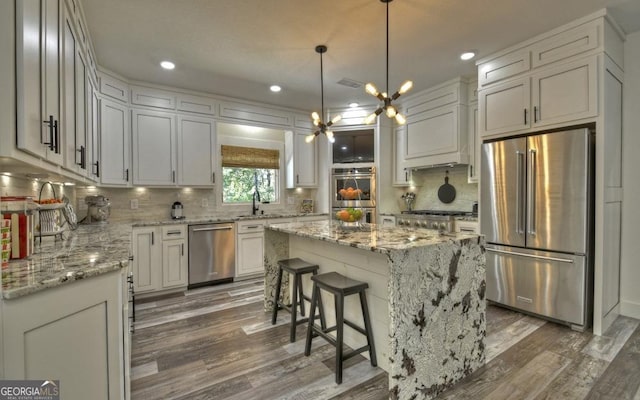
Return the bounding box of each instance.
[331,167,376,223]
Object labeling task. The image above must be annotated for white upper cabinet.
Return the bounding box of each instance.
[132,109,177,186]
[100,73,129,103]
[100,99,130,186]
[479,77,531,137]
[177,115,216,186]
[130,86,176,110]
[467,102,479,183]
[392,126,411,186]
[176,94,217,116]
[15,0,64,165]
[220,101,293,127]
[63,5,89,175]
[400,78,469,169]
[285,131,317,188]
[478,49,531,88]
[531,56,597,127]
[479,56,597,138]
[477,17,608,139]
[87,79,100,180]
[530,20,599,68]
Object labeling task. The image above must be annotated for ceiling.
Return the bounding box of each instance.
[81,0,640,114]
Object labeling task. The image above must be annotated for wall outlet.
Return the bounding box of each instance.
[201,198,208,208]
[130,199,139,209]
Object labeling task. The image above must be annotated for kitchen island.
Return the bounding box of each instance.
[265,220,486,400]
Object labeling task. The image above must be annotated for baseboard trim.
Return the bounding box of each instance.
[620,300,640,319]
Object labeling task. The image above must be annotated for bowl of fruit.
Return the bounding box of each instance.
[338,187,362,200]
[335,208,364,227]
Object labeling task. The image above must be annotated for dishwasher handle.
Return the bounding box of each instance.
[191,226,233,232]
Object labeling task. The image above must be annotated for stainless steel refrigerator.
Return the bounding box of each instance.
[481,127,594,330]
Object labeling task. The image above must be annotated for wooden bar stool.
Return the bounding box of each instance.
[271,258,326,342]
[304,271,377,384]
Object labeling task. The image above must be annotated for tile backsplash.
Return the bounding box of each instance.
[0,174,74,204]
[74,186,317,222]
[393,165,478,213]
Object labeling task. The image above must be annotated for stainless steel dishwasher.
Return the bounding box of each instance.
[188,223,236,288]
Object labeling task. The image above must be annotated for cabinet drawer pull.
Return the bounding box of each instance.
[244,225,260,229]
[166,230,181,235]
[192,226,232,232]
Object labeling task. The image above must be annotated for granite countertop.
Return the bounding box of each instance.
[266,220,480,255]
[131,212,327,227]
[1,223,131,300]
[1,212,327,300]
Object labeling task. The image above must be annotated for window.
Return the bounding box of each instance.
[221,145,280,204]
[222,168,278,203]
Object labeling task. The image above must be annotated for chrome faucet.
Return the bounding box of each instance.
[252,190,261,215]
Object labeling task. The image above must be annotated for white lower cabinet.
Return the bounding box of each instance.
[132,225,187,294]
[132,227,161,293]
[236,220,266,278]
[161,226,188,288]
[1,270,126,400]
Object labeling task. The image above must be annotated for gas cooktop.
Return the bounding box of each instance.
[401,210,476,217]
[397,210,477,232]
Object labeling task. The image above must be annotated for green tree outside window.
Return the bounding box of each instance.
[222,167,278,203]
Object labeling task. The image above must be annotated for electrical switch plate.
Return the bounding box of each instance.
[201,198,208,208]
[130,199,139,209]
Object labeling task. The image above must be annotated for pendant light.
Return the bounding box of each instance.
[364,0,412,125]
[306,45,342,143]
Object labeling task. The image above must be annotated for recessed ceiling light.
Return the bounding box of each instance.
[160,61,175,70]
[349,102,359,108]
[460,51,476,61]
[270,85,281,93]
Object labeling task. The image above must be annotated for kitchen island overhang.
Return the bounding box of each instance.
[264,220,486,400]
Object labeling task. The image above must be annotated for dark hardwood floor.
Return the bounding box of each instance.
[130,278,640,400]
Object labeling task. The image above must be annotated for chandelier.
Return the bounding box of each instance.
[306,45,342,143]
[364,0,412,125]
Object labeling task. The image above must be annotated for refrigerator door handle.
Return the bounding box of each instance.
[528,148,537,236]
[487,247,574,263]
[516,151,525,234]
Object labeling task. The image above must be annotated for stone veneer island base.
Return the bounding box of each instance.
[264,220,486,400]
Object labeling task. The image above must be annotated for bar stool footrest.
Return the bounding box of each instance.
[343,346,372,361]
